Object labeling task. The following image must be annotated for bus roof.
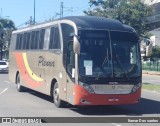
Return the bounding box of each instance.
[61,16,134,32]
[13,16,135,33]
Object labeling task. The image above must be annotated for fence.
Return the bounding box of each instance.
[142,59,160,71]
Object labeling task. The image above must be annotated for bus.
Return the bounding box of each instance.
[9,16,142,108]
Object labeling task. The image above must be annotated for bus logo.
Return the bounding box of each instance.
[112,86,115,89]
[109,82,118,85]
[38,56,55,67]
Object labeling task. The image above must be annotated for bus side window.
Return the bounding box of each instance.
[49,27,60,49]
[26,32,30,49]
[35,31,40,49]
[10,34,17,51]
[39,29,45,49]
[61,24,74,53]
[16,34,20,50]
[30,31,36,49]
[21,33,24,50]
[67,42,75,77]
[22,33,27,49]
[43,28,50,50]
[61,23,74,68]
[19,34,23,50]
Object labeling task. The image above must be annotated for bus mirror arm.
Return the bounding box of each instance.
[73,35,80,54]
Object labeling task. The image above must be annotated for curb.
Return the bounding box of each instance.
[142,71,160,76]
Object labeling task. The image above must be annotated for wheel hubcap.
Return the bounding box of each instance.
[54,87,59,103]
[17,77,20,89]
[17,83,20,89]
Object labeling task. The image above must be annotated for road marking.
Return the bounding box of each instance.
[0,88,8,95]
[4,80,11,84]
[112,123,122,126]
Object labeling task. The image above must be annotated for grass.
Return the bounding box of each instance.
[142,83,160,92]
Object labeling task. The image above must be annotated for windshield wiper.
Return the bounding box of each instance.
[102,48,109,67]
[95,48,109,79]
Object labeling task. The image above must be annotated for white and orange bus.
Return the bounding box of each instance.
[9,16,142,108]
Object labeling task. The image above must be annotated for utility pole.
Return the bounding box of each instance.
[33,0,36,24]
[0,8,2,18]
[29,16,33,25]
[60,2,63,18]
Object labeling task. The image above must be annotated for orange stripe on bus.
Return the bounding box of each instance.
[15,52,43,89]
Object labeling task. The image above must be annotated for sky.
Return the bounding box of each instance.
[0,0,90,28]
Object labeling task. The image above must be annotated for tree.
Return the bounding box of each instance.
[84,0,152,37]
[150,45,160,60]
[0,19,15,29]
[0,19,15,60]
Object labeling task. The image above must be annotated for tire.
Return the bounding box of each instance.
[53,82,65,108]
[16,73,25,92]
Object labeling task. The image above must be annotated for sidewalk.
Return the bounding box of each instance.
[142,70,160,76]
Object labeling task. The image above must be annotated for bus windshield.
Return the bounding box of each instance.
[78,30,141,78]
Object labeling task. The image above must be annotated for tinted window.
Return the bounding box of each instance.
[78,30,111,77]
[43,28,50,50]
[10,34,17,50]
[61,24,74,53]
[19,34,23,49]
[30,31,36,49]
[49,27,60,49]
[15,29,45,50]
[16,34,20,50]
[16,34,23,50]
[22,33,27,49]
[61,24,74,67]
[39,29,45,49]
[110,31,141,77]
[26,32,31,49]
[35,31,40,49]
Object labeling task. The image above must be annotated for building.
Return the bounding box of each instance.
[150,29,160,46]
[142,0,160,5]
[141,0,160,47]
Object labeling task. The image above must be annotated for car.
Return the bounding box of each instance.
[0,60,8,73]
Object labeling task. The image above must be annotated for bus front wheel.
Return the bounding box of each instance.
[53,82,65,108]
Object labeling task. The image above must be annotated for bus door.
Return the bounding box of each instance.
[66,41,75,104]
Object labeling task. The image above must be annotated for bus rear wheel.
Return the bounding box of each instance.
[53,82,65,108]
[16,73,25,92]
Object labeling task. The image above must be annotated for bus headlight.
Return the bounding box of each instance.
[131,83,141,93]
[78,81,95,94]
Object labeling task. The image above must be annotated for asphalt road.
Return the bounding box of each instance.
[0,73,160,126]
[142,74,160,85]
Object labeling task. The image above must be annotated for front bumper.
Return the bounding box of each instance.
[0,68,8,73]
[73,84,141,106]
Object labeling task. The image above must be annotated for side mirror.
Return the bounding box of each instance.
[146,43,152,57]
[73,35,80,54]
